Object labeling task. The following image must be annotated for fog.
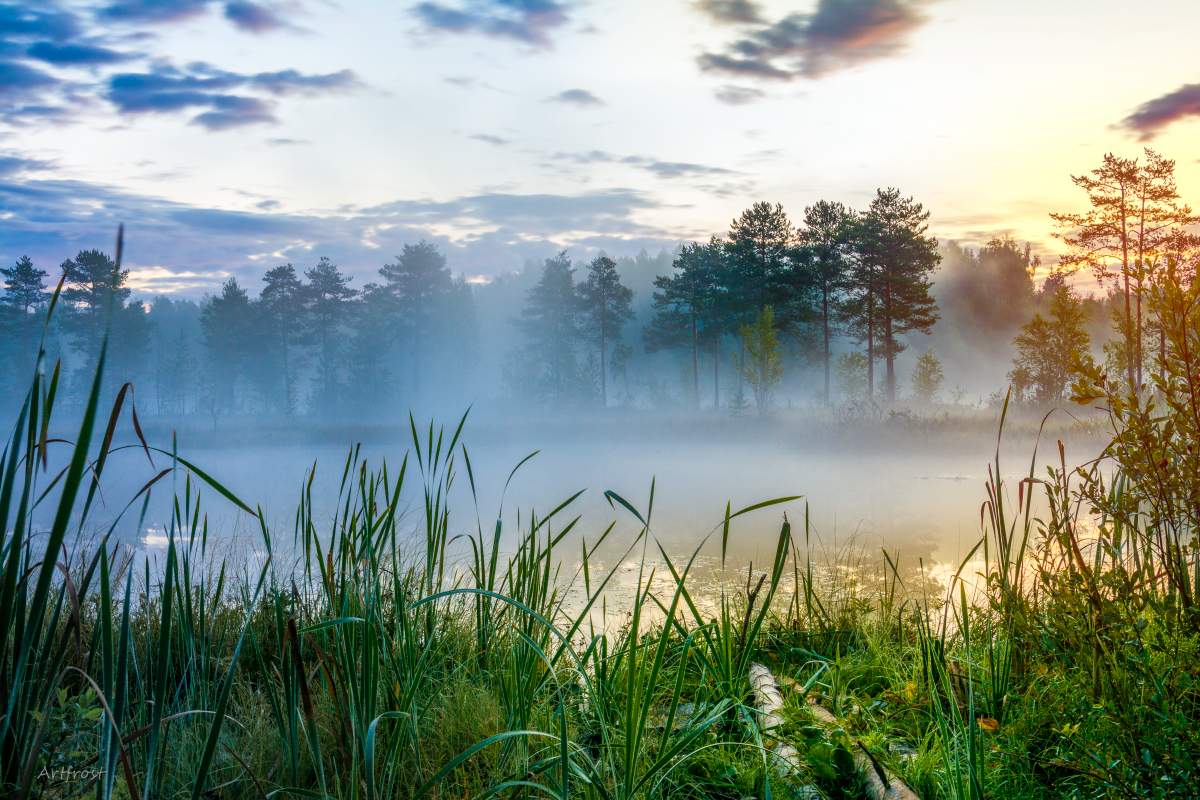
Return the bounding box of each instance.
[1,203,1118,584]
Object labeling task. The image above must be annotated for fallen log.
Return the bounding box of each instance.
[750,662,921,800]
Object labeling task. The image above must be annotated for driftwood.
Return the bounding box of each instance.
[749,662,921,800]
[748,662,803,775]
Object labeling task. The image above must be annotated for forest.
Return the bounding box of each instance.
[8,154,1177,427]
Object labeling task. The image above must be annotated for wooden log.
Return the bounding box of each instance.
[748,662,802,775]
[750,662,921,800]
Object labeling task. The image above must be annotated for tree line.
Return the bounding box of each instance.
[3,151,1193,422]
[0,244,479,421]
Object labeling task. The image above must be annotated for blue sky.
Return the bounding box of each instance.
[2,0,1199,295]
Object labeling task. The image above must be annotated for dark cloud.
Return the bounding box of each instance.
[1,2,341,132]
[250,68,361,95]
[413,0,572,47]
[0,3,79,40]
[2,103,72,125]
[548,87,603,106]
[0,176,678,295]
[552,149,738,181]
[699,0,933,81]
[100,0,302,33]
[639,159,735,179]
[697,52,790,80]
[1120,83,1200,141]
[191,95,276,129]
[26,41,133,65]
[713,84,765,105]
[223,1,290,33]
[106,63,360,129]
[0,153,53,177]
[693,0,763,25]
[98,0,211,25]
[0,60,58,97]
[469,133,510,145]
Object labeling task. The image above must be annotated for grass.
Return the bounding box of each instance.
[2,262,1199,799]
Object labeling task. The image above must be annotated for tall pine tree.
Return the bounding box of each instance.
[845,189,940,402]
[577,255,633,407]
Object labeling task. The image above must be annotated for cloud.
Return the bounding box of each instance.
[469,133,510,145]
[98,0,212,25]
[0,3,80,40]
[0,60,59,98]
[223,1,291,33]
[698,0,933,81]
[0,153,53,177]
[250,68,361,95]
[693,0,763,24]
[548,87,603,106]
[1,103,72,125]
[0,175,680,295]
[106,63,361,129]
[26,41,133,65]
[1120,83,1200,140]
[553,149,737,180]
[412,0,572,47]
[100,0,302,33]
[713,84,765,105]
[265,136,307,145]
[190,95,276,130]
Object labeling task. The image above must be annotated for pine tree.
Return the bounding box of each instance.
[1051,149,1196,389]
[1,255,49,389]
[346,282,395,413]
[260,264,305,414]
[845,189,940,402]
[1,255,48,314]
[60,249,131,350]
[303,257,356,414]
[797,201,854,405]
[59,248,144,397]
[644,240,723,409]
[726,202,796,400]
[514,252,582,405]
[380,241,454,400]
[577,255,633,407]
[201,278,254,415]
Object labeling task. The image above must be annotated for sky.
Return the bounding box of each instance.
[1,0,1199,296]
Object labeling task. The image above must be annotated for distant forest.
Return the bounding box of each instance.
[3,150,1194,423]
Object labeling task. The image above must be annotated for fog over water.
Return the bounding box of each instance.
[65,413,1101,587]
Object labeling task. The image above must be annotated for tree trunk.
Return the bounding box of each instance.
[736,336,745,402]
[712,339,720,410]
[690,313,699,410]
[822,287,830,406]
[599,321,607,408]
[883,281,895,403]
[866,297,875,400]
[1121,185,1135,390]
[1136,195,1145,390]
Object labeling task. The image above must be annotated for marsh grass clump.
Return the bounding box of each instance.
[2,250,1199,799]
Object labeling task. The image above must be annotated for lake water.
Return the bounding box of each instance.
[71,415,1102,587]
